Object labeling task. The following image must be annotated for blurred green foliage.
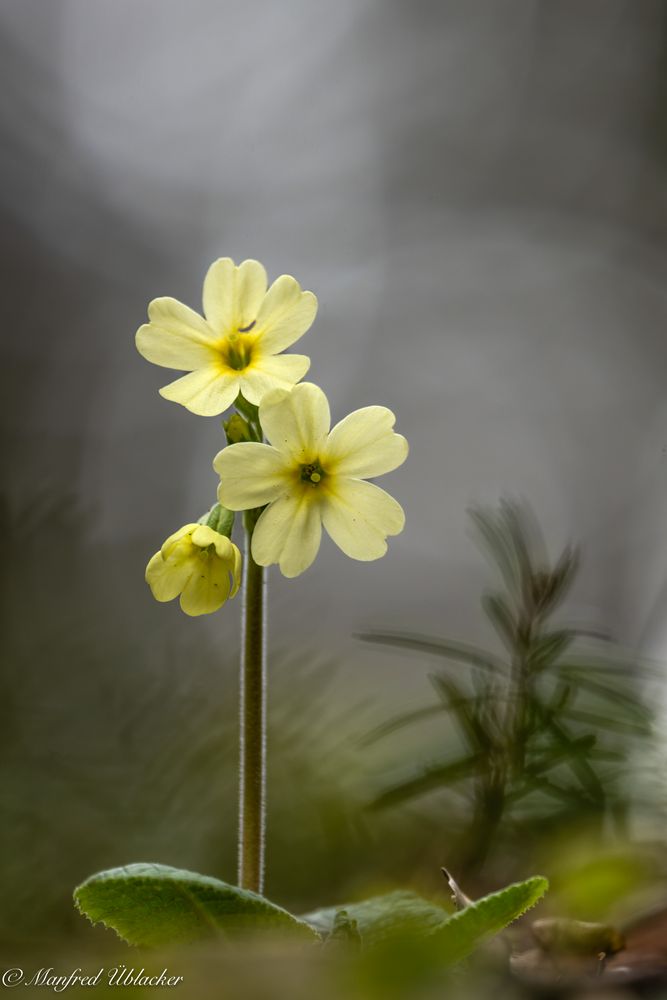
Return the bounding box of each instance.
[0,490,371,953]
[361,500,656,873]
[3,488,666,1000]
[0,489,452,959]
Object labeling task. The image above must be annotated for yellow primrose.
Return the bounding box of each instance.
[136,258,317,416]
[146,523,242,616]
[214,383,408,578]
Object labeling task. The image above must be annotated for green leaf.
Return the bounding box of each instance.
[561,707,649,736]
[359,704,447,747]
[498,499,541,603]
[557,671,653,721]
[356,631,508,673]
[546,682,573,715]
[74,863,319,947]
[528,630,573,671]
[535,546,579,615]
[370,753,483,810]
[468,505,521,598]
[559,656,664,680]
[429,876,549,965]
[303,878,548,969]
[482,593,516,649]
[199,502,235,538]
[301,890,450,944]
[512,776,597,808]
[525,733,597,778]
[540,718,605,803]
[430,674,493,751]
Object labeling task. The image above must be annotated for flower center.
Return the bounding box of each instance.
[300,462,325,486]
[222,324,256,371]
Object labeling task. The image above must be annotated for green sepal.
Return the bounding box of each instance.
[223,413,253,444]
[232,393,262,442]
[234,393,260,424]
[197,503,235,538]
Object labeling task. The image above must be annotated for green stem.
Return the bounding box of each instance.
[238,515,267,893]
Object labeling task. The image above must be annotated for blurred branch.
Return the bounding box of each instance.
[362,499,655,874]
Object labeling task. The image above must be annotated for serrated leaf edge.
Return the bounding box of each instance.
[427,875,549,962]
[73,863,319,945]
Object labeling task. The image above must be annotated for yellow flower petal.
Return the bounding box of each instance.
[136,297,219,369]
[146,550,194,602]
[230,544,243,596]
[323,406,409,478]
[190,524,223,549]
[322,479,405,561]
[202,258,267,334]
[215,442,291,509]
[190,524,238,563]
[159,368,240,416]
[147,525,241,615]
[239,353,311,405]
[179,559,232,616]
[252,492,322,578]
[259,382,330,462]
[254,275,317,355]
[160,523,199,558]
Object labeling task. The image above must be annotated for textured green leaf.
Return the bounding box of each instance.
[301,890,450,944]
[74,863,318,947]
[304,878,548,969]
[430,876,549,964]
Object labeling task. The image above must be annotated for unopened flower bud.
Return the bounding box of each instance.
[146,524,242,616]
[224,413,252,444]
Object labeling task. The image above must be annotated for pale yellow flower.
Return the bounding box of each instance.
[214,383,408,578]
[146,524,242,616]
[136,258,317,416]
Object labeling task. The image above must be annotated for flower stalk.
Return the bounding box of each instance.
[238,509,267,893]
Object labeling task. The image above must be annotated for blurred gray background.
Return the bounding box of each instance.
[2,0,667,951]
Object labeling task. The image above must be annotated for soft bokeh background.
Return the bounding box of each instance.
[2,0,667,965]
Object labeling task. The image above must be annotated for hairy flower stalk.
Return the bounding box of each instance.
[218,382,409,889]
[238,509,267,893]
